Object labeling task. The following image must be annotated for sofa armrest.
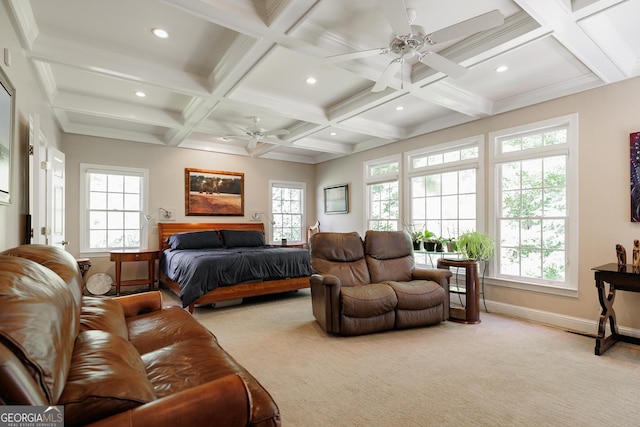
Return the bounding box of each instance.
[86,374,253,427]
[412,268,452,288]
[113,291,163,318]
[310,274,342,334]
[413,268,452,320]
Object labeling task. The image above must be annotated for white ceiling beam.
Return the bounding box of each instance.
[415,81,494,117]
[513,0,626,83]
[52,92,184,129]
[29,36,212,97]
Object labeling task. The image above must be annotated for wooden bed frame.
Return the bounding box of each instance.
[158,222,310,313]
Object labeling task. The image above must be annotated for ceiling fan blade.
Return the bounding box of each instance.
[371,60,402,92]
[379,0,412,36]
[428,10,505,44]
[325,48,389,63]
[419,52,466,78]
[264,129,289,137]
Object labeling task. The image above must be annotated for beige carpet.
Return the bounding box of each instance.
[164,289,640,426]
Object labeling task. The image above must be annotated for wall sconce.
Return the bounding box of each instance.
[145,207,176,221]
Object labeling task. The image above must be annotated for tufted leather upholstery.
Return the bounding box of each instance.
[309,231,452,336]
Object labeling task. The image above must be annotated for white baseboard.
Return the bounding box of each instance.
[483,299,640,339]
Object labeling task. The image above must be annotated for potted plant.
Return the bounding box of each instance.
[423,230,437,251]
[409,230,423,250]
[457,231,494,261]
[435,236,445,252]
[443,237,457,252]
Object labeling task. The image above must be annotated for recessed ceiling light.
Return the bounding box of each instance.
[330,132,337,136]
[135,91,146,97]
[395,106,404,111]
[152,28,169,39]
[496,65,509,73]
[306,77,317,84]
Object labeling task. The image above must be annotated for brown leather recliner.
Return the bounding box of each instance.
[309,230,452,336]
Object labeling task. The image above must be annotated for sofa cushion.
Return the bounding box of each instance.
[167,230,223,250]
[1,244,84,310]
[81,297,128,339]
[141,337,280,425]
[309,232,371,285]
[364,230,414,283]
[340,283,397,318]
[58,330,156,427]
[386,280,445,309]
[127,306,215,355]
[0,255,78,404]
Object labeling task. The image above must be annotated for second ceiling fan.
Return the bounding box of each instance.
[227,116,290,150]
[326,1,505,92]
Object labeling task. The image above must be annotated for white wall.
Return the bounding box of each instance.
[0,2,61,250]
[315,75,640,332]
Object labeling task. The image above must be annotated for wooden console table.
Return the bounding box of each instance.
[110,249,160,296]
[592,263,640,355]
[437,258,481,324]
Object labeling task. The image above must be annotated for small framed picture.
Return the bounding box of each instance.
[324,184,349,214]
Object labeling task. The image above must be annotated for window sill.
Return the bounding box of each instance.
[486,276,578,298]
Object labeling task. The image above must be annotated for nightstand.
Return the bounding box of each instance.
[109,249,160,296]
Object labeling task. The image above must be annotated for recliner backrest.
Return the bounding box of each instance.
[309,232,371,285]
[364,230,414,283]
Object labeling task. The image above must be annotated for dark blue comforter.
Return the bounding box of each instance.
[160,246,311,307]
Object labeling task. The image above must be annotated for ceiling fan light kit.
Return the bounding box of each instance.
[327,2,505,93]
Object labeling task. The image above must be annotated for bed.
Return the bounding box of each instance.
[158,222,311,313]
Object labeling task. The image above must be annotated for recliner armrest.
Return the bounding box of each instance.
[412,268,452,288]
[85,374,253,427]
[310,273,341,287]
[113,291,163,318]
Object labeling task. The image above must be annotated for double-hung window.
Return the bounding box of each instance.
[270,180,305,243]
[79,164,148,254]
[489,114,578,293]
[365,155,400,231]
[407,137,482,265]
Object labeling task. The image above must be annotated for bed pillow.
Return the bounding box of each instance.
[167,230,223,250]
[220,230,265,247]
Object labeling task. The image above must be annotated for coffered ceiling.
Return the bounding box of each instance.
[7,0,640,163]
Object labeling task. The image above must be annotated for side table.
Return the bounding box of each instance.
[592,263,640,355]
[110,249,160,296]
[437,258,481,324]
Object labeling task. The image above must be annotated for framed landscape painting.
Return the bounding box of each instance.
[0,66,15,205]
[185,168,244,216]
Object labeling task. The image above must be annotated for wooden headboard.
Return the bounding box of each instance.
[158,222,266,251]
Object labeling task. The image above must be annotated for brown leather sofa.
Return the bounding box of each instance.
[0,244,280,427]
[309,230,452,336]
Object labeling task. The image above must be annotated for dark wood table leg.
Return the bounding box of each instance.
[595,275,618,355]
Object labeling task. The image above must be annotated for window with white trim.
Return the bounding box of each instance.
[80,164,148,254]
[489,114,578,291]
[407,137,482,265]
[365,156,400,231]
[270,180,305,243]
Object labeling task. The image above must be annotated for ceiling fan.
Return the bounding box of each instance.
[225,116,290,150]
[326,1,505,92]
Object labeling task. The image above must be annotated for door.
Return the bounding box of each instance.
[28,113,66,248]
[48,147,66,249]
[28,114,47,244]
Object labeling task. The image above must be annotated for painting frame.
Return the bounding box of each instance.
[185,168,244,216]
[631,131,640,222]
[324,183,349,214]
[0,66,15,205]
